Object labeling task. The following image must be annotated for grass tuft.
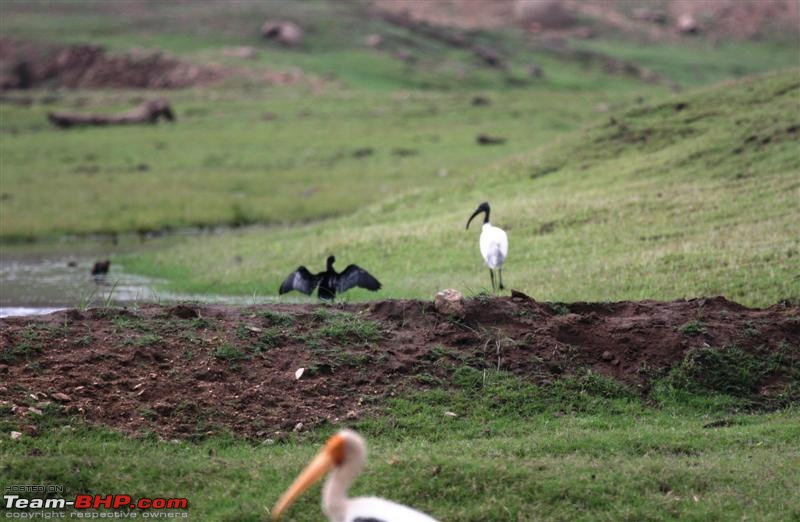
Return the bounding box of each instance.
[653,344,797,404]
[257,310,295,326]
[679,320,707,336]
[214,344,249,363]
[317,313,383,344]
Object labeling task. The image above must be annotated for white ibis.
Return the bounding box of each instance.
[271,430,438,522]
[466,202,508,293]
[279,255,381,300]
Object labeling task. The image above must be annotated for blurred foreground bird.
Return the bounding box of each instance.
[466,201,508,293]
[279,255,381,300]
[271,429,438,522]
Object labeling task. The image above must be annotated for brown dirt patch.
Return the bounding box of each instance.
[371,0,800,41]
[0,39,309,91]
[1,296,798,440]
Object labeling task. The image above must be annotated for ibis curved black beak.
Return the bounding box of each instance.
[466,202,490,230]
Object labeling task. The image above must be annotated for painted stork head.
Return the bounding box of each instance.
[466,201,491,229]
[271,430,365,520]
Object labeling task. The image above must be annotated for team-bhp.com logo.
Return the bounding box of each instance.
[4,486,188,518]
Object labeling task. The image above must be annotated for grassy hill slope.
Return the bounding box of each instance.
[0,87,640,239]
[125,70,800,306]
[3,0,798,242]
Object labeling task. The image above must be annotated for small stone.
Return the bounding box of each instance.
[27,407,43,416]
[51,392,71,402]
[364,34,383,48]
[444,411,458,417]
[434,289,465,318]
[295,368,305,380]
[10,431,22,440]
[677,14,699,34]
[601,351,614,361]
[293,422,304,432]
[510,289,533,300]
[261,20,303,47]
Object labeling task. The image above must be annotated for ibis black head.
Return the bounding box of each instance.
[326,255,336,270]
[466,202,491,230]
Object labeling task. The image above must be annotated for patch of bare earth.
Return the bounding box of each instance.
[0,39,309,91]
[1,296,798,440]
[371,0,800,41]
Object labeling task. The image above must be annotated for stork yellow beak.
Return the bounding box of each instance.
[271,434,345,520]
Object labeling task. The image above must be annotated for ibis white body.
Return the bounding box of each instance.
[467,202,508,292]
[479,222,508,269]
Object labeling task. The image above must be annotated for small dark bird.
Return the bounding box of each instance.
[91,259,111,275]
[279,255,381,300]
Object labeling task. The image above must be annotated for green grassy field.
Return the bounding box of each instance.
[2,3,799,521]
[5,72,794,306]
[0,0,664,241]
[0,86,637,239]
[2,2,798,307]
[120,70,800,307]
[3,375,799,521]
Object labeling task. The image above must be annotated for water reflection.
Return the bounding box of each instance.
[0,240,161,317]
[0,236,287,318]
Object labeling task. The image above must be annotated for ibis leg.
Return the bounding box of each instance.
[489,269,496,293]
[498,268,505,291]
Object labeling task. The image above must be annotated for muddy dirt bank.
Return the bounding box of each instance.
[0,38,308,91]
[1,296,798,440]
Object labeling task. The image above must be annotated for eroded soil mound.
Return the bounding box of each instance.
[1,296,798,439]
[0,39,229,90]
[372,0,800,40]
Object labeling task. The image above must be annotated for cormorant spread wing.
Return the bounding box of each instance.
[279,266,320,295]
[336,264,382,293]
